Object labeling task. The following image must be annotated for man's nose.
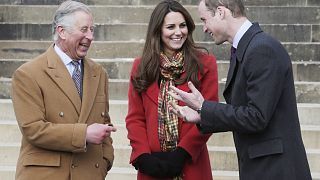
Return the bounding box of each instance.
[86,31,94,40]
[203,26,208,33]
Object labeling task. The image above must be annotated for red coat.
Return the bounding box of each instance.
[125,53,219,180]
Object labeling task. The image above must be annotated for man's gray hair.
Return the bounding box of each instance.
[52,0,92,42]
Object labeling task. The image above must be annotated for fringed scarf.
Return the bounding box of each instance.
[158,52,184,152]
[158,51,184,179]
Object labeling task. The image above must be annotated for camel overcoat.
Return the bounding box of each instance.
[11,45,114,180]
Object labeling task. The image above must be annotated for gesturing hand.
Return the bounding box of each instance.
[169,101,201,123]
[86,123,117,144]
[169,81,204,111]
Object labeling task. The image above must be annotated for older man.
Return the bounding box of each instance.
[11,1,116,180]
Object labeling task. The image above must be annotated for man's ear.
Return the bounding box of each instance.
[219,6,234,19]
[216,6,225,19]
[56,25,67,40]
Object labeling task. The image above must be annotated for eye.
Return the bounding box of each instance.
[80,27,88,33]
[166,25,174,30]
[180,23,187,28]
[89,26,94,33]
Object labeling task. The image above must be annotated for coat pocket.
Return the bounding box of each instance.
[248,138,283,159]
[23,152,61,167]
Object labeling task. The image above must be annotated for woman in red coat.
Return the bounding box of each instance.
[125,0,219,179]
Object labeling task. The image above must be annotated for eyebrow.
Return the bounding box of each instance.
[164,21,186,25]
[80,25,96,28]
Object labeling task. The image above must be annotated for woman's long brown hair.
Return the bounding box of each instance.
[132,0,208,93]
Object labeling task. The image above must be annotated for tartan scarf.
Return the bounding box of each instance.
[158,51,184,153]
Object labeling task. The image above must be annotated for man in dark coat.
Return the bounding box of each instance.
[169,0,312,179]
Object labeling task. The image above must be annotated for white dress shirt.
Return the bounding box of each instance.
[232,20,253,49]
[54,44,82,77]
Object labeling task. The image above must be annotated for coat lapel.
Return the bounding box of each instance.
[223,23,264,101]
[223,50,237,95]
[45,45,82,114]
[78,58,100,123]
[145,81,159,104]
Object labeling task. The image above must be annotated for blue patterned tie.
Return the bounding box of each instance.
[71,61,81,96]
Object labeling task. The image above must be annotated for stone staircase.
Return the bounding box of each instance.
[0,0,320,179]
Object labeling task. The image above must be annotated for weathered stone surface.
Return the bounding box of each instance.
[0,1,319,179]
[1,144,320,172]
[0,0,309,6]
[1,41,319,61]
[1,79,320,103]
[1,59,320,82]
[0,23,315,43]
[308,0,320,6]
[1,6,319,25]
[313,25,320,42]
[2,123,320,149]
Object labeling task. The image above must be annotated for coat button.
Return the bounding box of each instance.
[59,112,64,117]
[95,163,99,168]
[101,112,105,117]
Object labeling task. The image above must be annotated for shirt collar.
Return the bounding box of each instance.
[232,20,252,49]
[54,44,82,65]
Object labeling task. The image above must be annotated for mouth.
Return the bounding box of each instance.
[79,42,91,51]
[171,37,183,41]
[79,43,90,48]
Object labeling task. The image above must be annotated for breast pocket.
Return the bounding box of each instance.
[248,138,283,159]
[92,95,110,124]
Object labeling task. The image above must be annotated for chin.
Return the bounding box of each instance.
[214,40,223,45]
[171,44,184,50]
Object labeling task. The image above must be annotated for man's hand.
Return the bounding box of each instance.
[169,81,204,111]
[169,101,201,123]
[86,123,117,144]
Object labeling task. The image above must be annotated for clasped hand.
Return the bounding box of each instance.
[86,123,117,144]
[133,147,190,178]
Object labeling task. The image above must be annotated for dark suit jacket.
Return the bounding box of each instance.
[11,44,114,180]
[198,23,312,180]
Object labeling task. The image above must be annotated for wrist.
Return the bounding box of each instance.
[196,102,203,114]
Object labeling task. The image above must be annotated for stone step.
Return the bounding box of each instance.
[1,122,320,149]
[0,23,318,43]
[0,143,318,173]
[0,165,318,180]
[1,59,320,82]
[1,99,320,127]
[0,6,319,24]
[0,166,243,180]
[1,0,319,6]
[0,143,319,173]
[0,41,319,61]
[2,78,320,103]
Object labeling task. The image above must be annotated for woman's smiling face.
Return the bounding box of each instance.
[161,11,188,57]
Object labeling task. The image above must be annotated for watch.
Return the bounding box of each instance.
[196,107,201,114]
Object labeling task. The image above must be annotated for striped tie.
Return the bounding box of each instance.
[71,60,81,96]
